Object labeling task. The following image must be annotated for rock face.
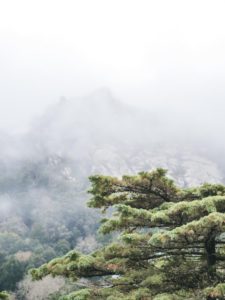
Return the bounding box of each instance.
[15,88,222,187]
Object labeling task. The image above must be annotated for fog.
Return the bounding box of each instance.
[1,0,225,134]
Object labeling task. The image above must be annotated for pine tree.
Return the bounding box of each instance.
[31,169,225,299]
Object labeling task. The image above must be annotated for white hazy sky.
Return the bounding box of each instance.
[1,0,225,133]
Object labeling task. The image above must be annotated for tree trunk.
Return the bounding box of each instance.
[205,235,216,278]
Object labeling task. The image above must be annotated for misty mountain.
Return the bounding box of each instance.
[21,89,225,185]
[1,89,224,191]
[0,89,225,292]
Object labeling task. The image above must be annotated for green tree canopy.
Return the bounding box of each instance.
[31,169,225,299]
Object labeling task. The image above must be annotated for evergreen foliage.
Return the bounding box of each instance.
[31,169,225,299]
[0,292,9,300]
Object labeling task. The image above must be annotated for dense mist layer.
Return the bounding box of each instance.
[1,1,225,134]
